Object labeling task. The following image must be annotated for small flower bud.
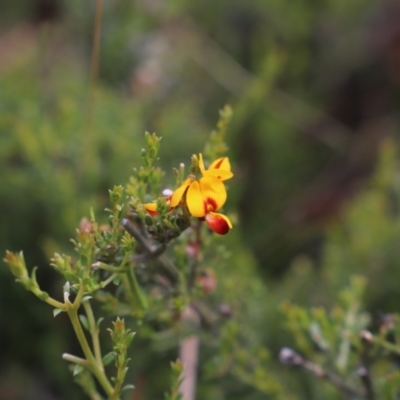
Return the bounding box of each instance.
[279,347,303,366]
[113,317,126,338]
[190,154,199,173]
[162,188,173,197]
[109,185,124,204]
[170,359,183,374]
[360,330,374,343]
[4,251,30,287]
[196,269,217,294]
[185,241,200,258]
[79,217,93,233]
[51,253,73,275]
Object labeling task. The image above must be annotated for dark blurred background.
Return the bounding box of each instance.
[2,0,400,399]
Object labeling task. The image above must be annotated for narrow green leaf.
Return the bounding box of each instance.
[96,317,104,329]
[30,266,39,287]
[53,308,63,317]
[79,315,90,331]
[102,351,117,366]
[125,331,136,347]
[73,364,84,376]
[121,384,135,392]
[90,207,95,221]
[81,296,92,304]
[112,277,120,285]
[64,272,76,282]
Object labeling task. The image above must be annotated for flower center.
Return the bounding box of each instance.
[204,197,217,213]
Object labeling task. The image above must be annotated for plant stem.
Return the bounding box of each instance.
[102,272,118,287]
[122,219,179,281]
[67,307,114,397]
[372,335,400,355]
[83,301,103,368]
[112,352,125,399]
[73,282,86,308]
[31,286,66,310]
[126,267,148,311]
[62,353,89,366]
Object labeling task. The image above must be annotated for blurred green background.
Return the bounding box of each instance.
[2,0,400,399]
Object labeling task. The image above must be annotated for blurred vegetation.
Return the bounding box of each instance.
[2,0,400,399]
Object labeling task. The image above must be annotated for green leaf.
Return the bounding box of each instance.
[90,207,95,221]
[102,351,117,366]
[125,331,136,347]
[30,266,39,287]
[53,308,63,317]
[121,384,135,392]
[73,364,84,376]
[96,317,104,329]
[81,296,92,304]
[112,277,120,285]
[64,272,76,282]
[79,315,90,331]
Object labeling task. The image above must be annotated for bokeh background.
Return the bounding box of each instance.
[2,0,400,399]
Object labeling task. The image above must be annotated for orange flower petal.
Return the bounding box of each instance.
[186,181,206,217]
[205,212,232,235]
[144,203,158,215]
[170,178,191,207]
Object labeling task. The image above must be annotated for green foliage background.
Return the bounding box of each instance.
[1,0,400,399]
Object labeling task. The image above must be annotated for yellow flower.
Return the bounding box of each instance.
[198,153,233,181]
[144,202,158,215]
[144,189,173,215]
[144,154,233,234]
[170,154,233,234]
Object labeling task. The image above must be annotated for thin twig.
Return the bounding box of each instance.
[279,347,364,399]
[358,366,375,400]
[121,219,163,256]
[121,218,179,281]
